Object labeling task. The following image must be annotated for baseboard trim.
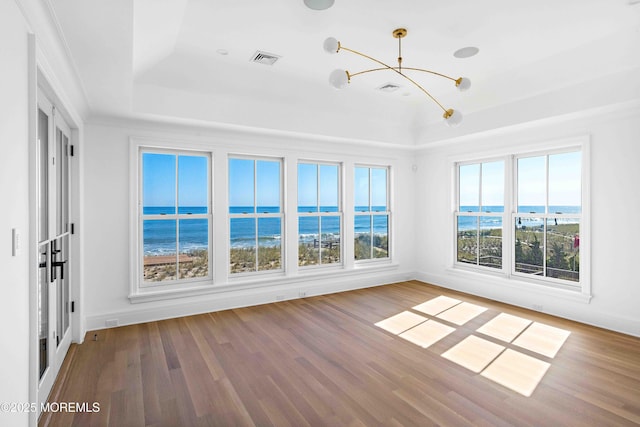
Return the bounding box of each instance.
[414,271,640,338]
[85,270,414,331]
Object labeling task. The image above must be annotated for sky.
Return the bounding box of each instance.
[459,152,581,209]
[355,167,387,209]
[297,163,339,208]
[228,158,281,208]
[143,153,208,207]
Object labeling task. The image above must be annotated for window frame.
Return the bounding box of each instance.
[454,159,506,272]
[228,155,284,276]
[451,137,589,296]
[297,160,343,269]
[135,146,214,292]
[354,164,391,263]
[512,148,583,288]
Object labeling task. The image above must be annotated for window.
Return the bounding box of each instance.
[141,150,211,284]
[354,166,390,261]
[453,146,583,289]
[456,161,504,270]
[229,157,283,274]
[298,162,342,267]
[515,151,581,283]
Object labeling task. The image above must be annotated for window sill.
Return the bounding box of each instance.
[446,265,592,304]
[129,281,217,304]
[129,262,400,304]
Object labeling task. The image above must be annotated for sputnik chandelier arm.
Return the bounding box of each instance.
[323,28,470,126]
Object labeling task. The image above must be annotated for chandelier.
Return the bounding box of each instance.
[323,28,471,127]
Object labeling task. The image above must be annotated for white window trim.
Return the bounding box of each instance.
[297,160,344,269]
[129,140,214,302]
[454,158,507,273]
[228,155,285,277]
[354,164,392,263]
[451,135,591,299]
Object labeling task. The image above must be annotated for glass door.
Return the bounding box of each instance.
[36,90,73,414]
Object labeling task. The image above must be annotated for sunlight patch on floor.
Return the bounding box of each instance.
[412,295,461,316]
[374,311,427,335]
[512,322,571,358]
[480,349,551,397]
[435,302,488,326]
[441,335,505,373]
[374,295,571,397]
[477,312,532,342]
[398,320,456,348]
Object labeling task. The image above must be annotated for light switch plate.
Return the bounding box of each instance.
[12,228,21,256]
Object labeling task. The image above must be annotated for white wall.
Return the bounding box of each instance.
[415,101,640,337]
[0,2,31,426]
[82,119,417,330]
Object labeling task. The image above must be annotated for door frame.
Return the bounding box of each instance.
[28,35,85,426]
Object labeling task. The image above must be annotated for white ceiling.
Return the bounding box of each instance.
[49,0,640,145]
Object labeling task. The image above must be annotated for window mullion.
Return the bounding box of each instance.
[174,155,180,275]
[253,160,258,271]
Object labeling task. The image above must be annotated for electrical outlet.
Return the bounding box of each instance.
[299,291,307,298]
[532,304,544,312]
[106,319,119,327]
[276,295,285,301]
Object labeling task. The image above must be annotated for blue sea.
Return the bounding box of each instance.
[143,205,580,254]
[143,206,388,255]
[457,205,581,231]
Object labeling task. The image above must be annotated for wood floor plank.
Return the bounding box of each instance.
[41,281,640,426]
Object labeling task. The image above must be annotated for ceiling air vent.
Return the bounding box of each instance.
[377,83,401,93]
[250,51,281,66]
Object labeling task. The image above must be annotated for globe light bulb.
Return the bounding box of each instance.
[323,37,340,54]
[456,77,471,92]
[444,109,463,127]
[328,69,349,89]
[304,0,335,10]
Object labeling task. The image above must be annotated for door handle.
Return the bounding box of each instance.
[52,260,67,280]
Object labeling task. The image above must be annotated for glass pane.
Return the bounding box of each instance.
[459,164,480,212]
[229,158,255,214]
[54,237,68,347]
[517,156,546,213]
[178,155,208,214]
[479,217,502,269]
[143,153,176,215]
[61,235,70,335]
[56,128,69,235]
[373,215,388,258]
[258,217,281,271]
[354,167,369,212]
[38,243,48,379]
[143,219,177,282]
[546,218,580,282]
[549,151,581,215]
[257,160,281,213]
[298,163,318,213]
[178,219,209,279]
[354,215,372,260]
[230,217,256,273]
[298,216,319,266]
[319,164,339,212]
[457,216,478,265]
[38,109,49,242]
[481,161,504,213]
[514,217,544,275]
[321,216,341,264]
[371,168,387,212]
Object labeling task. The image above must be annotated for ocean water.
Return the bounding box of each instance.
[143,206,389,254]
[457,205,581,231]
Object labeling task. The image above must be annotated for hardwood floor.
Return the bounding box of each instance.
[41,281,640,426]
